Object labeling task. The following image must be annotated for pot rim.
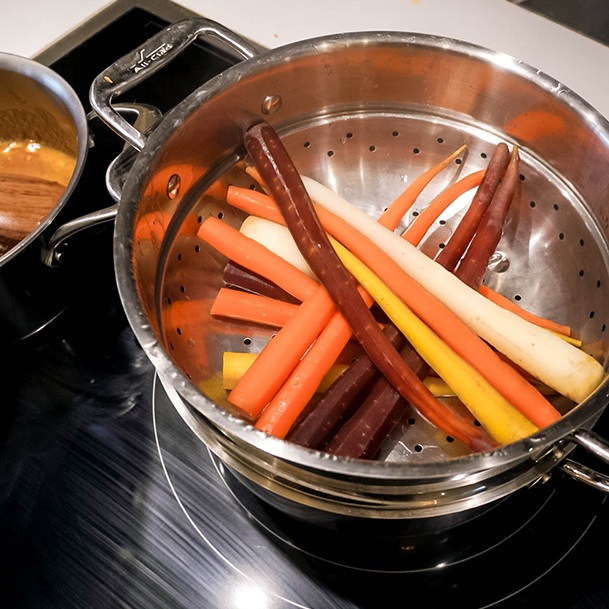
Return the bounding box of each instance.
[114,30,609,481]
[0,52,89,266]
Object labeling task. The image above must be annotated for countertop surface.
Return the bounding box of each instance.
[3,0,609,121]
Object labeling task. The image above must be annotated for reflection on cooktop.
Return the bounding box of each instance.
[153,375,608,609]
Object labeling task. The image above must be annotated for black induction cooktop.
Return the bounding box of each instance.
[1,2,608,608]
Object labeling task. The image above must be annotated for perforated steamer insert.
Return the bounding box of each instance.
[152,79,609,462]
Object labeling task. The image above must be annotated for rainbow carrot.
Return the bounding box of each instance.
[211,287,298,328]
[224,185,562,429]
[222,261,300,304]
[479,285,572,337]
[198,216,316,302]
[454,147,520,287]
[286,325,406,449]
[226,284,336,419]
[255,307,355,438]
[333,238,539,445]
[378,144,467,230]
[244,121,489,450]
[402,169,485,246]
[434,143,511,270]
[222,352,348,393]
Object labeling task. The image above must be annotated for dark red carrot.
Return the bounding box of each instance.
[454,146,520,288]
[325,347,428,459]
[243,121,489,451]
[434,142,511,270]
[223,261,301,304]
[286,324,406,448]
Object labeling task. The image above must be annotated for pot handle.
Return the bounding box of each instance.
[560,460,609,493]
[42,102,162,267]
[559,428,609,493]
[89,17,260,151]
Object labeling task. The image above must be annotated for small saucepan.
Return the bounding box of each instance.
[0,52,88,342]
[0,52,162,343]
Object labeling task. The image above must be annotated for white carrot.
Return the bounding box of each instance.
[240,215,316,279]
[301,175,605,404]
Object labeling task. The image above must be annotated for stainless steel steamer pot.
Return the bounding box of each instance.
[91,18,609,520]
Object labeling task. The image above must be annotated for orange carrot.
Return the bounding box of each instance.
[225,185,562,428]
[227,284,337,419]
[251,283,376,437]
[402,169,485,246]
[255,308,355,438]
[479,285,572,337]
[210,287,298,328]
[378,143,467,230]
[198,216,316,302]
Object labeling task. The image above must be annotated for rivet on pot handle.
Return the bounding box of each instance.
[89,18,260,151]
[559,429,609,492]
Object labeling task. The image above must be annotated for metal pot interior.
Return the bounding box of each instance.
[114,32,609,515]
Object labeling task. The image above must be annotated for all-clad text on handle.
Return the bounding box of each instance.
[89,18,260,151]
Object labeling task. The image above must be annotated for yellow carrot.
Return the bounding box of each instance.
[222,352,348,393]
[332,238,539,445]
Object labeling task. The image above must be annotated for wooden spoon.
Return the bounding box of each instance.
[0,172,66,255]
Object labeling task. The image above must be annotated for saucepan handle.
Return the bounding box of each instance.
[42,103,162,267]
[559,429,609,492]
[89,17,260,151]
